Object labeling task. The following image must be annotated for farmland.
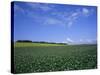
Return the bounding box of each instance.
[14,42,97,73]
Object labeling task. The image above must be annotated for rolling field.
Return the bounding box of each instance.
[14,42,97,73]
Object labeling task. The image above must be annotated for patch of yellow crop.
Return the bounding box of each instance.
[14,42,66,47]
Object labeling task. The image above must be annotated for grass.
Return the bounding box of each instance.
[14,42,97,73]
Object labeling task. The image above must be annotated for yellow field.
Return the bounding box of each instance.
[14,42,66,47]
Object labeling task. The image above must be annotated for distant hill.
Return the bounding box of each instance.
[16,40,33,43]
[16,40,67,45]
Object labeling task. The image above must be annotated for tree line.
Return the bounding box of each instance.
[16,40,67,45]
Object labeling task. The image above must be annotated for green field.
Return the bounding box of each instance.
[14,42,97,73]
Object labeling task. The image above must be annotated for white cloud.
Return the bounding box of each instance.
[86,39,97,44]
[79,39,83,42]
[14,3,94,28]
[66,38,73,43]
[26,3,55,12]
[44,18,58,25]
[66,11,80,28]
[78,39,97,44]
[25,3,81,28]
[43,17,66,26]
[42,7,93,28]
[66,38,97,45]
[82,8,89,15]
[71,12,79,17]
[86,39,92,43]
[65,8,93,28]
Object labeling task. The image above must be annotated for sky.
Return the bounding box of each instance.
[13,2,97,44]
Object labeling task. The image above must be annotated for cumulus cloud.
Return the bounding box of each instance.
[66,38,73,43]
[82,8,90,15]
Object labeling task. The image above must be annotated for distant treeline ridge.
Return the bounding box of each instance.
[16,40,67,45]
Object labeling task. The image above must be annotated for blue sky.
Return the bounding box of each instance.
[13,2,97,44]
